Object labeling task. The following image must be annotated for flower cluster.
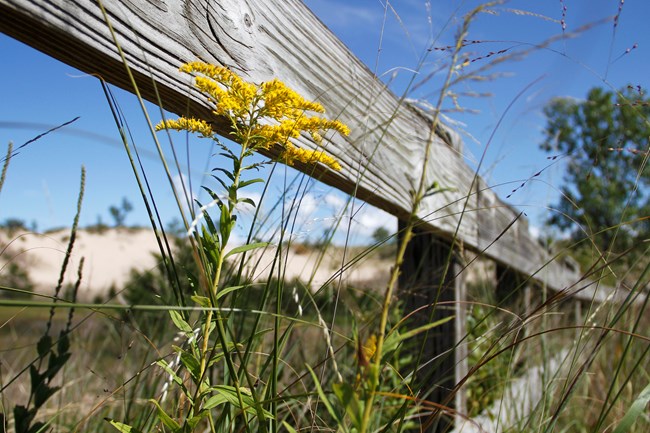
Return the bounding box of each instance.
[156,61,349,171]
[156,117,214,138]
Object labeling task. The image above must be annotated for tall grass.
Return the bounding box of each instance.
[1,1,649,433]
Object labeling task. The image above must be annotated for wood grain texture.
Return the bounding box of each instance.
[0,0,619,297]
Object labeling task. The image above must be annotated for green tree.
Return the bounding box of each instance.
[108,197,133,227]
[540,86,650,254]
[371,226,391,244]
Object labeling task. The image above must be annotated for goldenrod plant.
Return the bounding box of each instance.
[107,62,349,433]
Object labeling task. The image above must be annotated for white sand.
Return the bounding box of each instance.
[0,228,395,302]
[0,228,162,301]
[237,245,391,290]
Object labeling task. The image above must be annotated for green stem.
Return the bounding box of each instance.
[358,7,477,431]
[196,132,267,433]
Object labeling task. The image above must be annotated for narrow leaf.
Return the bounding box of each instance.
[384,316,455,354]
[212,167,235,182]
[155,360,190,398]
[202,394,228,410]
[333,382,363,430]
[224,242,270,260]
[105,419,143,433]
[200,186,224,206]
[149,399,181,431]
[282,421,299,433]
[215,285,246,301]
[169,310,193,333]
[239,178,264,188]
[191,295,212,308]
[306,365,346,431]
[179,350,202,383]
[211,174,230,194]
[209,385,273,418]
[612,381,650,433]
[238,197,257,208]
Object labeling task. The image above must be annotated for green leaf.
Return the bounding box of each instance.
[237,197,257,208]
[243,162,265,171]
[306,365,346,431]
[215,285,246,301]
[210,175,231,195]
[384,315,454,355]
[105,419,144,433]
[202,393,228,410]
[224,242,270,260]
[155,360,190,399]
[186,414,205,429]
[209,385,273,419]
[201,226,221,265]
[149,399,181,432]
[612,381,650,433]
[239,178,264,189]
[281,421,299,433]
[333,382,363,430]
[218,148,236,160]
[200,185,224,206]
[366,364,380,390]
[213,167,235,182]
[191,295,212,308]
[179,350,202,383]
[220,208,231,245]
[199,208,220,238]
[169,310,193,334]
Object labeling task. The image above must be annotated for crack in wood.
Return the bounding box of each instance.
[144,0,167,13]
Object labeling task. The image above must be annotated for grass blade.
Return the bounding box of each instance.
[611,381,650,433]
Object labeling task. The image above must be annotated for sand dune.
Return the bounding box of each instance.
[0,228,394,302]
[0,228,163,301]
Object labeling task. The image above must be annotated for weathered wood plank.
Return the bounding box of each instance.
[0,0,594,292]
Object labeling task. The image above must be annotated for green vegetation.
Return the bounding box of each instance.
[540,86,650,280]
[0,3,648,433]
[108,197,134,228]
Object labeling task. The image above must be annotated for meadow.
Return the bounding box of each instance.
[1,1,649,432]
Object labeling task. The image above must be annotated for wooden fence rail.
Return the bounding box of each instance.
[0,0,627,430]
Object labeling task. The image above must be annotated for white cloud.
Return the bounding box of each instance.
[324,192,347,213]
[353,206,395,236]
[172,173,198,204]
[282,193,321,237]
[528,224,541,239]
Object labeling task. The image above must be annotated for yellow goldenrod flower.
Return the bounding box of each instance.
[281,144,342,171]
[155,117,214,138]
[362,334,377,361]
[158,61,349,171]
[356,334,377,368]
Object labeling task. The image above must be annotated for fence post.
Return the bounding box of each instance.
[495,264,532,369]
[398,220,467,431]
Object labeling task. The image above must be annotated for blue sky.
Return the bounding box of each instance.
[1,0,649,243]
